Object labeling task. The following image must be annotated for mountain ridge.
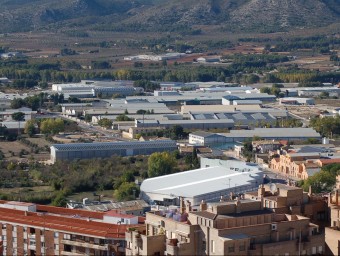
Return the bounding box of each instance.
[0,0,339,33]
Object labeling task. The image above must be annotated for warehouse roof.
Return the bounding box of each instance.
[141,165,262,198]
[219,128,321,138]
[51,140,177,151]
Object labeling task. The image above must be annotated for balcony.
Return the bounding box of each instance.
[165,239,191,256]
[61,251,83,256]
[61,239,108,251]
[166,244,178,255]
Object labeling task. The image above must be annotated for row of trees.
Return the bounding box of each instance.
[309,116,340,138]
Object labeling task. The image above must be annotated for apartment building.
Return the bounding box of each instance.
[270,153,340,180]
[245,184,328,223]
[126,196,324,255]
[325,188,340,256]
[0,200,138,256]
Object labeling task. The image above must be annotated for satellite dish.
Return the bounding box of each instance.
[270,184,277,194]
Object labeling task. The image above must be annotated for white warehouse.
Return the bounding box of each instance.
[140,161,263,206]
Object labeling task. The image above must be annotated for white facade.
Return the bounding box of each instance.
[0,201,36,212]
[140,164,263,206]
[103,213,138,225]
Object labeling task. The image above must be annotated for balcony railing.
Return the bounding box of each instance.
[61,239,108,251]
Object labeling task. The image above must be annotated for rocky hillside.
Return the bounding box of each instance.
[0,0,339,33]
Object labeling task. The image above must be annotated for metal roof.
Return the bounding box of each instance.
[141,165,262,198]
[219,128,321,138]
[51,140,176,151]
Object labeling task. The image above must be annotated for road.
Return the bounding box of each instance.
[55,113,130,141]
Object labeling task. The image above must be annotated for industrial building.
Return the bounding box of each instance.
[50,140,177,163]
[189,128,321,146]
[189,109,289,127]
[52,80,142,99]
[125,91,274,106]
[135,119,235,130]
[282,86,340,97]
[0,200,137,256]
[279,97,315,105]
[123,52,185,61]
[222,93,276,105]
[180,104,263,114]
[140,161,263,206]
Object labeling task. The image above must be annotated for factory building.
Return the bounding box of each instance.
[189,128,321,146]
[140,161,263,206]
[50,140,177,163]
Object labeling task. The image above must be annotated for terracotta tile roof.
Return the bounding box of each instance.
[0,201,145,239]
[37,205,105,219]
[104,210,136,219]
[319,159,340,165]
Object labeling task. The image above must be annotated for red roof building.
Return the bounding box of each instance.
[0,200,140,256]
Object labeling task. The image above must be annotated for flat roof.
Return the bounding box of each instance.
[219,128,321,138]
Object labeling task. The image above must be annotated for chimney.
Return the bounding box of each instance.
[235,197,241,214]
[328,193,332,206]
[179,197,185,214]
[258,184,265,198]
[220,195,225,202]
[229,192,234,200]
[308,186,312,197]
[336,190,339,206]
[185,200,192,212]
[200,200,207,211]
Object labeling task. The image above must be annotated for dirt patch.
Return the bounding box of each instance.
[0,140,50,162]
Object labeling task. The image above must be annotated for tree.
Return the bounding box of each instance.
[115,114,133,121]
[11,112,25,121]
[10,98,25,109]
[170,125,186,140]
[136,109,147,115]
[98,118,113,129]
[148,152,176,178]
[52,191,67,207]
[260,87,271,94]
[114,182,140,201]
[24,120,36,137]
[40,118,64,135]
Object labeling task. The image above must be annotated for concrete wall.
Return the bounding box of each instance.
[325,227,340,256]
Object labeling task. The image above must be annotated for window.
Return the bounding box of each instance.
[202,240,206,251]
[54,232,59,238]
[211,240,215,253]
[318,246,323,253]
[239,244,245,251]
[228,245,235,253]
[312,247,316,255]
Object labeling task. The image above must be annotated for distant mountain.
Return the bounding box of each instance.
[0,0,339,33]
